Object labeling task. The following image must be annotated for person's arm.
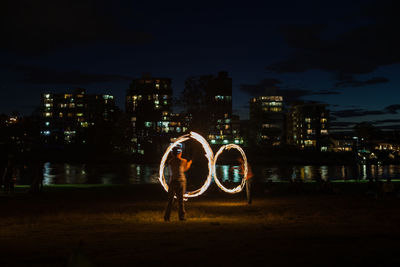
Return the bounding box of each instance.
[184,159,192,172]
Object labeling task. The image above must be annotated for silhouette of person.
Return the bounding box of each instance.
[164,144,192,221]
[237,157,253,204]
[3,159,15,194]
[30,160,44,193]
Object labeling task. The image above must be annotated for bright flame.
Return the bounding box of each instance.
[213,144,248,194]
[159,131,214,198]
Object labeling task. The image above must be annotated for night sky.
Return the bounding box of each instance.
[1,0,400,131]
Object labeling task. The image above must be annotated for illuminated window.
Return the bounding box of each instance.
[304,140,316,146]
[321,118,327,123]
[44,112,52,117]
[321,129,328,135]
[64,94,72,99]
[59,104,67,108]
[155,83,160,89]
[80,122,89,128]
[59,112,63,118]
[69,103,75,108]
[270,107,282,112]
[76,113,83,117]
[77,94,84,98]
[45,122,50,126]
[44,94,51,99]
[144,122,152,127]
[45,103,52,108]
[305,118,311,123]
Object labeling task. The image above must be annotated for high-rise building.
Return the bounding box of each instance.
[249,96,285,146]
[206,71,242,145]
[126,74,186,154]
[40,88,116,144]
[286,103,329,151]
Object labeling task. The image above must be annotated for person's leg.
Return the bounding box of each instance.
[177,181,186,220]
[246,179,252,204]
[164,182,176,221]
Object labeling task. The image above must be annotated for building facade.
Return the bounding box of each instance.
[249,96,285,146]
[286,103,329,151]
[205,71,243,145]
[40,88,116,144]
[126,74,188,154]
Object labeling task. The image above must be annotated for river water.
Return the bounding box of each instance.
[14,162,400,185]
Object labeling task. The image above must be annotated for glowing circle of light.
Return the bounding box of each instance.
[212,144,248,194]
[159,131,214,198]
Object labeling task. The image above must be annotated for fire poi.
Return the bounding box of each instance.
[159,132,214,198]
[159,132,248,197]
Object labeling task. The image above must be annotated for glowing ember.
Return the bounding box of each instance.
[159,131,214,198]
[212,144,248,194]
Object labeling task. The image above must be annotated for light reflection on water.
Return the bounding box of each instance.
[15,162,400,185]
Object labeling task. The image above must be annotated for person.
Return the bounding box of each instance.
[29,160,44,194]
[164,144,192,221]
[237,157,253,204]
[3,159,15,194]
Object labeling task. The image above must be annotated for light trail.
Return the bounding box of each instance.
[212,144,248,194]
[159,131,214,198]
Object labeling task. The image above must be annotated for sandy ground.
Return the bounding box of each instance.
[0,184,400,266]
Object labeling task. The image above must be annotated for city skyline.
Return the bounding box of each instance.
[1,0,400,132]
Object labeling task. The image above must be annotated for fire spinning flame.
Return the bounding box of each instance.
[213,144,248,194]
[159,131,214,198]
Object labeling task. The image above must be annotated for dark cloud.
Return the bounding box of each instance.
[376,124,400,130]
[239,79,281,96]
[240,79,340,104]
[332,109,385,118]
[332,104,400,118]
[0,0,153,55]
[385,104,400,114]
[5,65,133,85]
[373,118,400,124]
[266,0,400,80]
[335,76,389,88]
[330,121,357,128]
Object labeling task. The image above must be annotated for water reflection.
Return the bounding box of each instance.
[14,162,400,185]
